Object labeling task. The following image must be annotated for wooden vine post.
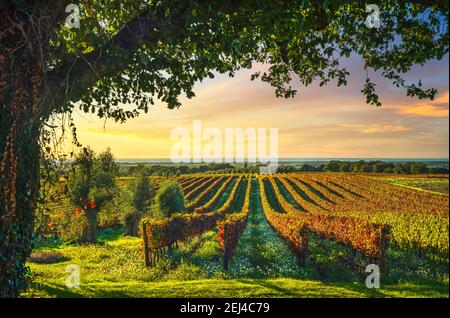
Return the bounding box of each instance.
[223,223,230,271]
[378,225,391,273]
[142,220,151,268]
[298,227,309,266]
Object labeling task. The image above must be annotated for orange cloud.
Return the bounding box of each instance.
[398,91,449,117]
[68,59,449,159]
[361,124,410,134]
[340,124,410,134]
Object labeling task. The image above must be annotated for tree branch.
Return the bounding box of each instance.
[44,5,187,116]
[42,0,448,118]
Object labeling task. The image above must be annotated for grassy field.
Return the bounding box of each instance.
[382,177,448,194]
[23,174,449,298]
[24,229,448,298]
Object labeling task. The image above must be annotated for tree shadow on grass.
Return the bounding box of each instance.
[379,281,449,298]
[239,278,391,298]
[236,279,299,297]
[97,227,124,242]
[37,282,139,298]
[37,283,84,298]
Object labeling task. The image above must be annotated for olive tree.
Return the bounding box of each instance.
[68,147,117,243]
[125,165,155,236]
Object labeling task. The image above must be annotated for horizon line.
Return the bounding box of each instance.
[115,157,449,161]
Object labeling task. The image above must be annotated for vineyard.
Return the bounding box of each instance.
[27,173,449,298]
[142,173,448,277]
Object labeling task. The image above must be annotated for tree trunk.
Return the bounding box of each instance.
[124,213,139,237]
[0,7,49,297]
[0,117,40,298]
[82,210,98,244]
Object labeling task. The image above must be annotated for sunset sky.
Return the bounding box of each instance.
[71,54,449,159]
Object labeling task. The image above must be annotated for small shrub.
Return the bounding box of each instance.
[154,180,185,218]
[29,251,70,264]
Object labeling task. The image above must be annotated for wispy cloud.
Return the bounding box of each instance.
[341,124,411,134]
[396,91,449,118]
[70,56,449,159]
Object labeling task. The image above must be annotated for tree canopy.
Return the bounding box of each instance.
[2,0,448,124]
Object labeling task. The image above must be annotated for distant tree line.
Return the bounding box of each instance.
[121,160,448,176]
[123,163,260,176]
[277,160,448,174]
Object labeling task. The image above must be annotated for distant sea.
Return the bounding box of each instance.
[117,158,449,164]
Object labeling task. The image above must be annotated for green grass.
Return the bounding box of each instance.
[229,178,307,278]
[213,177,238,210]
[274,178,304,211]
[24,277,448,298]
[383,177,449,195]
[24,217,448,298]
[23,175,449,298]
[25,227,448,298]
